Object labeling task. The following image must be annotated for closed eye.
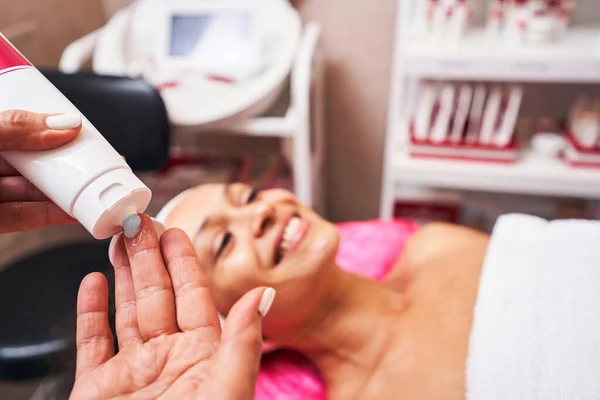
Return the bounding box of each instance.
[246,187,260,204]
[216,232,232,259]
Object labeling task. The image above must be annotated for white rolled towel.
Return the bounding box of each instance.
[467,214,600,400]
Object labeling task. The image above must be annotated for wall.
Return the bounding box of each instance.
[0,0,106,67]
[296,0,397,221]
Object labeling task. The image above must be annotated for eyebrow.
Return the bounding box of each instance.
[193,184,234,240]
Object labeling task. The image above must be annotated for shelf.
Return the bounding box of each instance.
[171,91,296,138]
[392,146,600,200]
[401,27,600,83]
[226,114,296,137]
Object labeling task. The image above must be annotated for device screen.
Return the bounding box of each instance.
[169,14,252,58]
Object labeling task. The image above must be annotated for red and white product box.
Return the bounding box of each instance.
[407,122,520,164]
[564,132,600,168]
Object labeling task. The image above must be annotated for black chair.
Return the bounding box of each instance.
[0,71,170,387]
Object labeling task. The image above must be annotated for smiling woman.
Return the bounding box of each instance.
[159,182,489,400]
[161,183,341,335]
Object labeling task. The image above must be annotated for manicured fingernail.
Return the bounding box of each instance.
[108,233,122,266]
[45,113,81,129]
[123,214,141,239]
[151,218,166,239]
[258,288,276,317]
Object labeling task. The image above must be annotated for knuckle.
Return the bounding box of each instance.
[3,110,31,128]
[173,278,202,298]
[77,334,109,350]
[135,284,172,302]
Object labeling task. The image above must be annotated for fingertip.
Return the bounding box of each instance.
[159,227,194,256]
[108,233,125,267]
[223,287,271,339]
[122,214,157,248]
[122,214,165,242]
[160,227,188,242]
[80,272,108,292]
[78,272,109,313]
[258,287,276,317]
[45,113,82,130]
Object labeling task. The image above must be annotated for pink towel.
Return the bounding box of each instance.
[255,219,418,399]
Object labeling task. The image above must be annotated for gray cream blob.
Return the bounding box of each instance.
[123,214,141,239]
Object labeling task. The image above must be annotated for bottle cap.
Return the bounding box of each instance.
[72,168,152,239]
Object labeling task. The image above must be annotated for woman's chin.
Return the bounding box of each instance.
[277,232,339,279]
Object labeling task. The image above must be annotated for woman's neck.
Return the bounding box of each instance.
[280,268,406,383]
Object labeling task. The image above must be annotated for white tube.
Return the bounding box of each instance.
[0,33,151,239]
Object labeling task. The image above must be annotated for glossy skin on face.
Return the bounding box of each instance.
[163,183,340,336]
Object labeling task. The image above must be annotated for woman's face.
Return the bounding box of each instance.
[163,183,340,335]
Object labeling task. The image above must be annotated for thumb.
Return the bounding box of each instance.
[0,110,81,151]
[211,287,276,400]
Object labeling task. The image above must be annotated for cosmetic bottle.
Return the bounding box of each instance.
[450,84,473,143]
[430,84,455,143]
[557,0,576,39]
[493,85,523,147]
[487,0,505,35]
[447,0,471,41]
[505,0,530,44]
[479,85,503,145]
[465,84,487,144]
[414,82,438,141]
[0,33,152,239]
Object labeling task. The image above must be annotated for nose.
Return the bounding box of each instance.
[230,200,275,238]
[250,202,275,238]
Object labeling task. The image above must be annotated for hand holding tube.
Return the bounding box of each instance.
[0,109,80,233]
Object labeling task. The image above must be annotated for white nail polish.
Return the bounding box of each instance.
[108,233,122,267]
[45,113,81,130]
[258,288,276,317]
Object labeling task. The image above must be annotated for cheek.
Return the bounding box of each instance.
[306,219,340,262]
[211,251,264,315]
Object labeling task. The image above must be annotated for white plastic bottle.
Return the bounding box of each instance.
[0,33,152,239]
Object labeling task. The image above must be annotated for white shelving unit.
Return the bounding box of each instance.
[403,27,600,82]
[380,0,600,219]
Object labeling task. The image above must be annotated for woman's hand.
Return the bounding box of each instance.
[71,214,275,400]
[0,109,81,233]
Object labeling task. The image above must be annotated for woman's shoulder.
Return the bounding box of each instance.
[383,222,490,290]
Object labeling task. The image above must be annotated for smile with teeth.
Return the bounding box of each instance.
[276,216,305,263]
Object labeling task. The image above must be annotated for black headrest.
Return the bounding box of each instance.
[40,70,170,172]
